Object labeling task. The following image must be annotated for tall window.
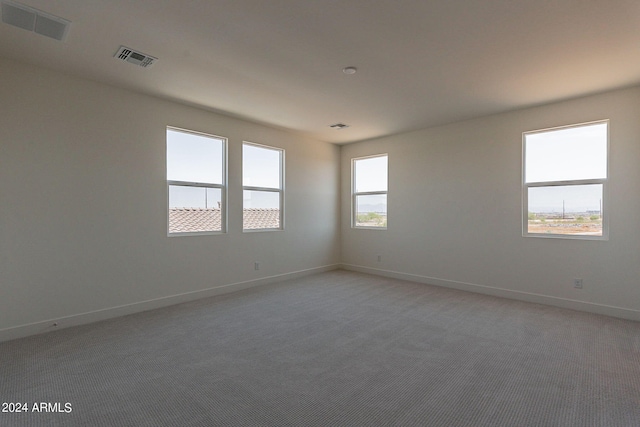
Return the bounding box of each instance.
[352,154,388,229]
[167,127,226,235]
[243,142,284,231]
[523,120,608,239]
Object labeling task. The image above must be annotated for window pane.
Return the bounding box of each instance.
[527,184,603,236]
[167,129,224,184]
[243,190,280,229]
[355,194,387,228]
[525,122,607,183]
[169,186,222,233]
[354,155,388,193]
[243,144,281,189]
[169,185,221,208]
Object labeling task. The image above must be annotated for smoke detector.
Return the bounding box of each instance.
[114,46,158,68]
[1,1,70,41]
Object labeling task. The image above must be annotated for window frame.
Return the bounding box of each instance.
[242,141,285,232]
[351,153,388,230]
[522,120,609,240]
[166,126,227,237]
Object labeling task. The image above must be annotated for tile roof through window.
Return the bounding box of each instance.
[169,208,280,233]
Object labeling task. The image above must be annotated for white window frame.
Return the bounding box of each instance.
[352,153,388,230]
[522,120,609,240]
[167,126,227,236]
[242,141,285,232]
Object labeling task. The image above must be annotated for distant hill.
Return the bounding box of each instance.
[358,204,387,214]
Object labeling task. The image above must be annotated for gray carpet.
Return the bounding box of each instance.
[1,270,639,426]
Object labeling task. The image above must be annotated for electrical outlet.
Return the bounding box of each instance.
[573,278,583,289]
[254,262,260,271]
[377,255,382,262]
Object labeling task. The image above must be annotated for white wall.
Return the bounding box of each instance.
[0,58,341,341]
[341,86,640,320]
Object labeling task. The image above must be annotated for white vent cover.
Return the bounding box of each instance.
[114,46,157,68]
[1,1,70,41]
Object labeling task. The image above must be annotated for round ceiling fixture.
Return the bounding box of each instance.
[342,66,357,75]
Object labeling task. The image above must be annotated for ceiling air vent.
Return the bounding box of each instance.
[1,0,70,41]
[330,123,350,130]
[114,46,157,68]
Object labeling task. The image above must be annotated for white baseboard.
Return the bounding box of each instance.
[0,264,340,343]
[341,264,640,322]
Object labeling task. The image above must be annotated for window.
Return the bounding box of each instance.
[243,142,284,231]
[352,154,388,229]
[167,127,226,235]
[523,120,608,239]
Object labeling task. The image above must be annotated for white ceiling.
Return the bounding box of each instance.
[1,0,639,144]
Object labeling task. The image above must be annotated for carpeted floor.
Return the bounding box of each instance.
[1,270,639,426]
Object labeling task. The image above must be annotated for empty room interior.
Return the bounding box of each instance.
[1,1,640,426]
